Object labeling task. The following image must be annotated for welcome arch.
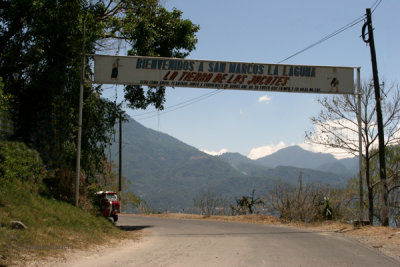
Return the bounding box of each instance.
[75,54,360,207]
[93,55,355,95]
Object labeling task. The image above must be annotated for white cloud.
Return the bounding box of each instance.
[299,143,354,159]
[247,141,287,160]
[239,108,244,115]
[247,140,355,160]
[258,95,272,104]
[201,148,228,156]
[303,117,400,159]
[305,118,362,159]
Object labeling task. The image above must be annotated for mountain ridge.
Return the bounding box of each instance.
[219,146,358,177]
[111,117,356,211]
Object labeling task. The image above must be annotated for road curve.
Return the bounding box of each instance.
[60,215,399,267]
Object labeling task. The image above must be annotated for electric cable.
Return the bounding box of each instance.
[134,89,223,117]
[134,89,223,120]
[278,0,383,64]
[278,15,366,63]
[371,0,383,13]
[131,1,383,119]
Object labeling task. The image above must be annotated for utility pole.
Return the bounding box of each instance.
[118,112,122,192]
[362,8,388,226]
[356,67,364,222]
[75,19,86,207]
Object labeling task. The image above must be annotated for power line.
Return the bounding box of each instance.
[134,89,223,120]
[129,2,383,119]
[278,15,365,63]
[134,89,222,117]
[278,1,383,64]
[371,0,383,13]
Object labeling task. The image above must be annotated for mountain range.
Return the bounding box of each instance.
[219,146,358,177]
[110,117,358,211]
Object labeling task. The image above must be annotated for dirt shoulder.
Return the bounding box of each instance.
[138,213,400,261]
[9,227,142,267]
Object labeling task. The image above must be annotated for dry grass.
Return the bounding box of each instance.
[0,184,131,267]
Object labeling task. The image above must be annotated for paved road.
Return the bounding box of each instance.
[63,215,399,267]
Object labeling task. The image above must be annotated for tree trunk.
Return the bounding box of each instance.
[365,154,374,224]
[368,187,374,224]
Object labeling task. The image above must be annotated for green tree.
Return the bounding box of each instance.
[0,0,199,201]
[0,77,14,139]
[0,141,47,193]
[121,2,200,110]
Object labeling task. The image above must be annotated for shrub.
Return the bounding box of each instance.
[0,141,47,193]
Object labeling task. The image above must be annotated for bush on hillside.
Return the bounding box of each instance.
[0,141,47,193]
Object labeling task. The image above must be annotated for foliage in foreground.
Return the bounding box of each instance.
[0,181,123,266]
[0,141,47,193]
[0,0,199,203]
[0,142,124,266]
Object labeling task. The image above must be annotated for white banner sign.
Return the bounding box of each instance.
[93,55,355,94]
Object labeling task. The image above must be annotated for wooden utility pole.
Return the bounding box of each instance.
[118,112,122,192]
[75,19,86,207]
[362,8,388,226]
[356,68,364,222]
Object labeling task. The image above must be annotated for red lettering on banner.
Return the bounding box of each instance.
[163,71,179,81]
[178,72,188,81]
[204,73,214,82]
[227,74,234,83]
[247,75,290,86]
[233,75,247,84]
[213,73,227,83]
[247,75,261,85]
[193,73,204,81]
[192,72,214,82]
[183,72,196,81]
[279,77,290,86]
[270,77,279,85]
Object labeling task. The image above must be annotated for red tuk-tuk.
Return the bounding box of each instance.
[96,191,120,222]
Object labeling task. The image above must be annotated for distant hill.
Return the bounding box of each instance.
[255,145,336,169]
[218,152,270,176]
[110,117,355,211]
[110,117,244,210]
[254,145,358,176]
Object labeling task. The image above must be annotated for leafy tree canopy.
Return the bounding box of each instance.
[0,0,199,199]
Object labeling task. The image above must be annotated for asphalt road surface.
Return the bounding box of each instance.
[61,215,399,267]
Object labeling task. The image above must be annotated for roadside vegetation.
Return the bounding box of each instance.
[0,0,199,207]
[192,177,357,222]
[306,80,400,226]
[0,141,127,266]
[193,167,400,227]
[0,1,199,265]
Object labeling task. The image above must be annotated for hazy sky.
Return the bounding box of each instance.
[101,0,400,159]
